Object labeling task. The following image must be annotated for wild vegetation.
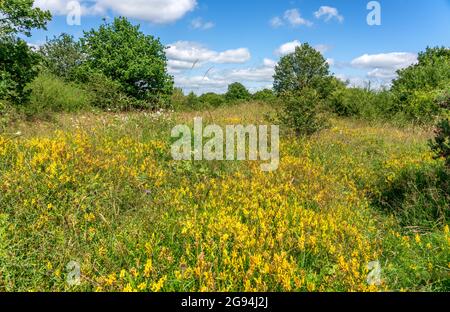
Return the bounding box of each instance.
[0,0,449,292]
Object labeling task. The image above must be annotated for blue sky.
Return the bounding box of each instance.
[31,0,450,94]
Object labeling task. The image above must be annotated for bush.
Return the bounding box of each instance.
[328,87,395,119]
[253,89,276,103]
[273,43,334,99]
[430,89,450,168]
[0,38,41,103]
[0,0,51,104]
[0,100,17,132]
[81,17,173,107]
[395,89,442,123]
[39,33,84,80]
[24,72,91,117]
[373,163,449,229]
[278,89,329,136]
[430,119,450,168]
[185,92,200,110]
[199,92,226,108]
[225,82,250,102]
[391,47,450,121]
[80,71,139,111]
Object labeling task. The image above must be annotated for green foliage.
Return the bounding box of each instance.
[185,92,200,110]
[199,92,226,108]
[252,88,276,102]
[374,163,449,229]
[430,90,450,168]
[225,82,250,102]
[0,37,41,103]
[24,72,91,117]
[392,47,450,121]
[0,99,17,131]
[170,87,186,111]
[78,69,139,111]
[430,118,450,168]
[39,33,84,80]
[328,86,395,119]
[0,0,51,104]
[273,43,334,99]
[0,0,51,37]
[81,17,173,107]
[278,88,329,136]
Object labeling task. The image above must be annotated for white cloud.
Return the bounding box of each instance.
[270,16,284,28]
[271,9,312,28]
[275,40,301,56]
[326,58,335,66]
[336,74,368,88]
[35,0,197,24]
[173,59,276,94]
[34,0,88,15]
[166,41,250,67]
[226,59,275,82]
[263,58,277,68]
[338,53,419,88]
[351,52,417,70]
[284,9,313,27]
[314,44,331,54]
[191,17,215,30]
[314,6,344,23]
[366,68,398,79]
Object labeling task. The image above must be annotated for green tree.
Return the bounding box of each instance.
[39,34,84,80]
[253,88,276,102]
[278,88,329,136]
[273,43,333,98]
[81,17,173,107]
[225,82,250,102]
[430,90,450,168]
[0,0,51,103]
[186,91,199,110]
[392,46,450,121]
[0,0,51,37]
[199,92,226,108]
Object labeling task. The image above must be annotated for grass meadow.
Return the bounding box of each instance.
[0,102,448,292]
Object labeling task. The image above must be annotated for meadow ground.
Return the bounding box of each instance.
[0,102,448,292]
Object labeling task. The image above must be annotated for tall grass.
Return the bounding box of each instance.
[24,72,92,117]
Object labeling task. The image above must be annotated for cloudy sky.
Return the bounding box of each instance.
[31,0,450,94]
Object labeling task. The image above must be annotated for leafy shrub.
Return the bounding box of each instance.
[329,87,396,119]
[170,88,187,111]
[185,92,200,110]
[430,90,450,168]
[391,47,450,121]
[273,43,334,99]
[24,72,91,117]
[81,17,173,107]
[253,89,276,103]
[0,100,17,132]
[39,33,84,80]
[373,163,449,229]
[0,38,41,103]
[225,82,250,102]
[199,92,226,108]
[278,88,329,136]
[430,119,450,168]
[80,71,139,111]
[0,0,51,104]
[396,89,442,123]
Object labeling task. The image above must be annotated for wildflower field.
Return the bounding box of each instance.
[0,103,448,292]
